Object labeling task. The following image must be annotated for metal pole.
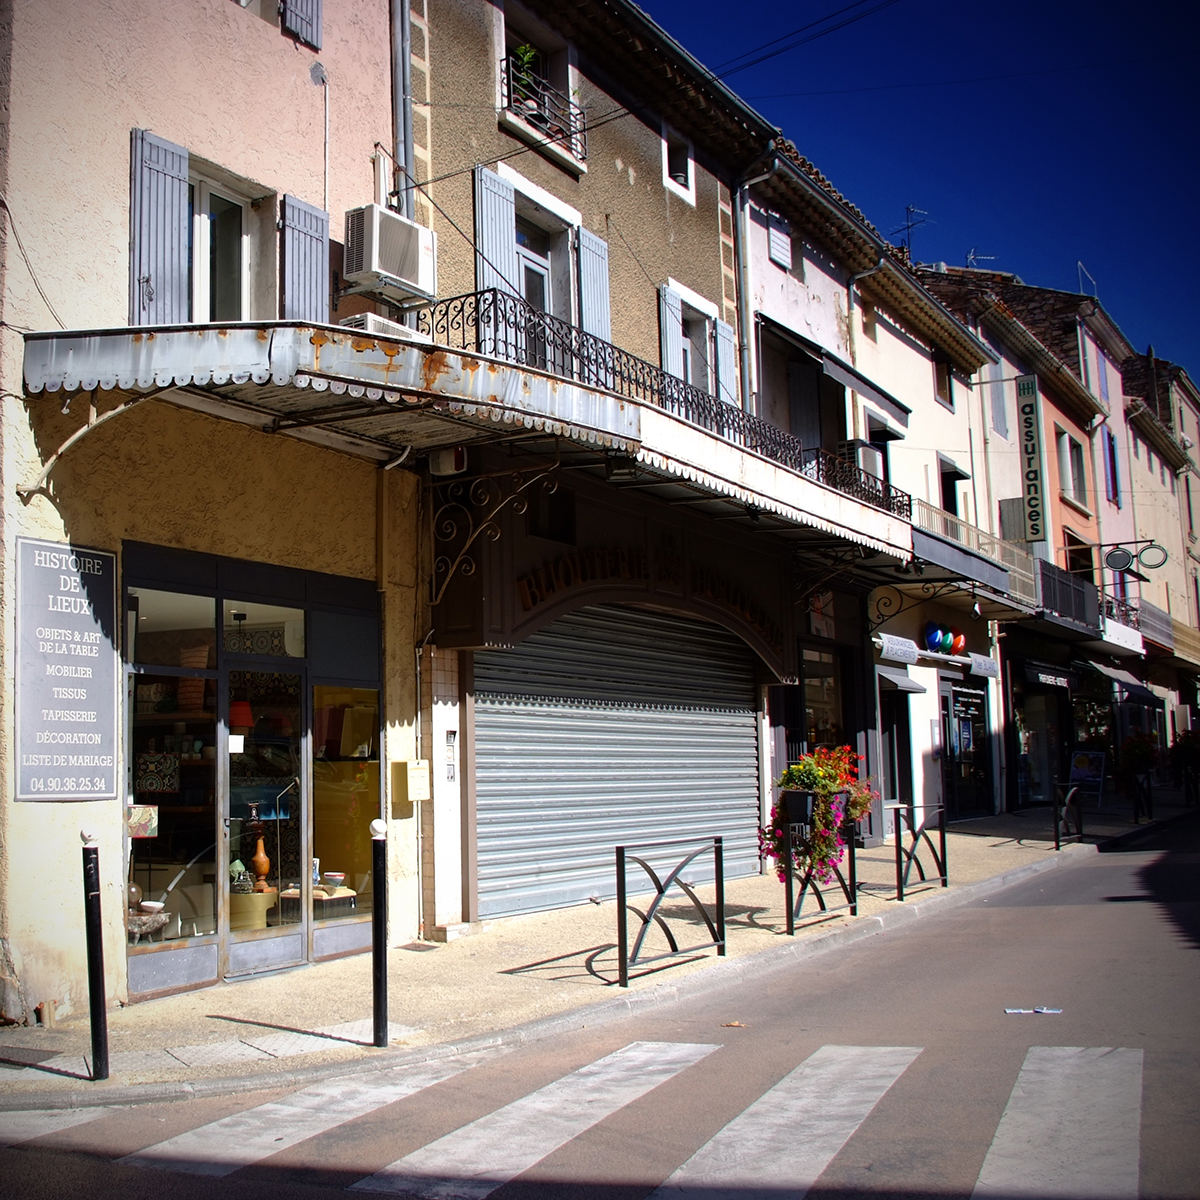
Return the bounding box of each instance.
[938,804,948,887]
[714,837,725,956]
[616,846,628,988]
[370,818,388,1048]
[847,818,858,917]
[895,808,905,902]
[80,831,108,1081]
[784,826,795,937]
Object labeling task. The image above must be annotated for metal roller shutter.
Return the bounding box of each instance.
[474,605,761,917]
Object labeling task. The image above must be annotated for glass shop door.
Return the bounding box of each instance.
[223,666,309,976]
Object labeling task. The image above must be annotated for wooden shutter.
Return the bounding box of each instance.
[281,194,330,322]
[577,228,611,342]
[282,0,322,50]
[129,129,189,326]
[658,285,684,379]
[473,167,519,295]
[714,318,738,406]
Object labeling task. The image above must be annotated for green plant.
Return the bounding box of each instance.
[759,745,876,885]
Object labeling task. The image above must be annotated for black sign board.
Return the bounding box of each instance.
[16,538,119,801]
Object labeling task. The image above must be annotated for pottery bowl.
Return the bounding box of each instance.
[322,872,346,890]
[140,900,164,913]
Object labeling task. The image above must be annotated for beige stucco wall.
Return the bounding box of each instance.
[0,0,432,1017]
[424,0,731,369]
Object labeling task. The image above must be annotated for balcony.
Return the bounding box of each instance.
[418,289,913,520]
[1138,599,1175,651]
[1102,594,1140,628]
[911,498,1035,601]
[501,56,587,163]
[1036,560,1100,636]
[1171,619,1200,668]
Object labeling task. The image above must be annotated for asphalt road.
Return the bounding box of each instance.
[2,815,1197,1200]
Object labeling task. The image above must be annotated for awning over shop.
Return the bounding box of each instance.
[1077,659,1159,703]
[877,665,926,692]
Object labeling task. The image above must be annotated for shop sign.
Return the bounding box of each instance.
[15,538,118,801]
[969,653,1000,678]
[1023,662,1076,689]
[879,633,919,663]
[1016,375,1045,542]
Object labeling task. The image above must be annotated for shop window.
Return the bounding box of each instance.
[222,599,305,657]
[127,588,216,670]
[311,685,380,924]
[803,649,843,749]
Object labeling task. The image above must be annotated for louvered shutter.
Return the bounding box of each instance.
[129,129,189,326]
[282,0,322,50]
[577,227,611,342]
[281,194,330,323]
[715,318,738,406]
[658,285,684,379]
[473,167,519,295]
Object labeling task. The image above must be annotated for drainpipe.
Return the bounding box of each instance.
[734,142,778,415]
[391,0,415,219]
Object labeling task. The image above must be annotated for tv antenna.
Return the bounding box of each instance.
[966,248,997,269]
[891,205,929,258]
[1077,260,1098,297]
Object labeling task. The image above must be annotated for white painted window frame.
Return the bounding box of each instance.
[661,121,696,206]
[190,175,250,323]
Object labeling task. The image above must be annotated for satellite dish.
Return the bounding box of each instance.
[1138,544,1169,569]
[1104,547,1134,572]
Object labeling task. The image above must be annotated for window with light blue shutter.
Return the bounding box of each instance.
[282,0,322,50]
[714,318,738,406]
[281,194,330,323]
[577,228,611,343]
[473,168,520,295]
[658,285,684,379]
[129,129,189,326]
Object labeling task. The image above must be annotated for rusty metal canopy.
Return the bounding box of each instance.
[22,323,641,463]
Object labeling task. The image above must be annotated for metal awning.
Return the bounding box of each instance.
[22,323,640,466]
[877,664,926,692]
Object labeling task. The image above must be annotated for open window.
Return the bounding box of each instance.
[659,281,736,405]
[1056,426,1088,508]
[1064,529,1095,581]
[661,123,695,205]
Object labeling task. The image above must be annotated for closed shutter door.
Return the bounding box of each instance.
[473,605,761,917]
[129,129,189,325]
[577,227,611,342]
[658,285,684,379]
[715,318,738,406]
[473,167,519,295]
[282,0,322,50]
[281,194,330,323]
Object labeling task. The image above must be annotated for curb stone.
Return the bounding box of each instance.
[0,839,1100,1113]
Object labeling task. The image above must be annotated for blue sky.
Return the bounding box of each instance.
[639,0,1198,371]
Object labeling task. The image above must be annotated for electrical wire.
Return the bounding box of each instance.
[0,195,66,329]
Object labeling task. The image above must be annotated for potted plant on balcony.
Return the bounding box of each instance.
[759,745,876,885]
[509,43,545,120]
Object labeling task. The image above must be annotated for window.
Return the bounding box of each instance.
[861,300,877,341]
[1064,529,1095,581]
[500,29,585,163]
[189,179,247,322]
[1097,349,1110,402]
[662,123,695,205]
[939,456,969,518]
[934,359,953,409]
[1187,475,1195,537]
[1056,427,1087,507]
[1103,428,1121,506]
[990,360,1009,438]
[767,213,792,271]
[659,280,736,404]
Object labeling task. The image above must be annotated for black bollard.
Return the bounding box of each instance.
[371,818,388,1048]
[81,831,109,1081]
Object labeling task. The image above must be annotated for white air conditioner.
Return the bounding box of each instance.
[857,444,885,480]
[343,204,437,305]
[339,312,432,345]
[429,447,467,476]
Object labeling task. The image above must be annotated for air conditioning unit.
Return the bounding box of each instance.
[343,204,437,305]
[429,447,467,476]
[339,312,432,345]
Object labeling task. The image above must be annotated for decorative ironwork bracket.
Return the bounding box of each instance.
[867,581,961,632]
[430,455,560,606]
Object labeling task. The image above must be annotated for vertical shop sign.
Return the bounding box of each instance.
[16,538,118,800]
[1016,374,1045,542]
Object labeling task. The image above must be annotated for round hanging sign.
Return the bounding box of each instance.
[1104,547,1134,572]
[1138,543,1169,569]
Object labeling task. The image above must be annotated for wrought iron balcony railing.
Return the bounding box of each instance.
[912,498,1037,604]
[417,288,913,520]
[501,56,587,161]
[1101,594,1140,629]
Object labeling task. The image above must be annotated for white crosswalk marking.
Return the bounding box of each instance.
[0,1106,107,1147]
[649,1044,922,1200]
[973,1046,1143,1199]
[351,1040,719,1199]
[120,1049,500,1177]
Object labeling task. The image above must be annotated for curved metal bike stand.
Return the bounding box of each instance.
[783,819,858,935]
[890,803,948,901]
[616,837,725,988]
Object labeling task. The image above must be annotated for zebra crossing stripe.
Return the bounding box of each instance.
[120,1050,500,1177]
[351,1040,719,1198]
[972,1046,1143,1199]
[0,1107,107,1147]
[649,1044,922,1200]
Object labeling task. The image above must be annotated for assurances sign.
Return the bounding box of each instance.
[16,538,118,801]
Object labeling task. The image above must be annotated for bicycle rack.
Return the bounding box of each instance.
[890,804,948,901]
[1054,785,1085,850]
[782,819,858,934]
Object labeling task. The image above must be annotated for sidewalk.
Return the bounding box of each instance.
[1,793,1191,1108]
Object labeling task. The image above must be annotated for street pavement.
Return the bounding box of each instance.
[0,808,1196,1199]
